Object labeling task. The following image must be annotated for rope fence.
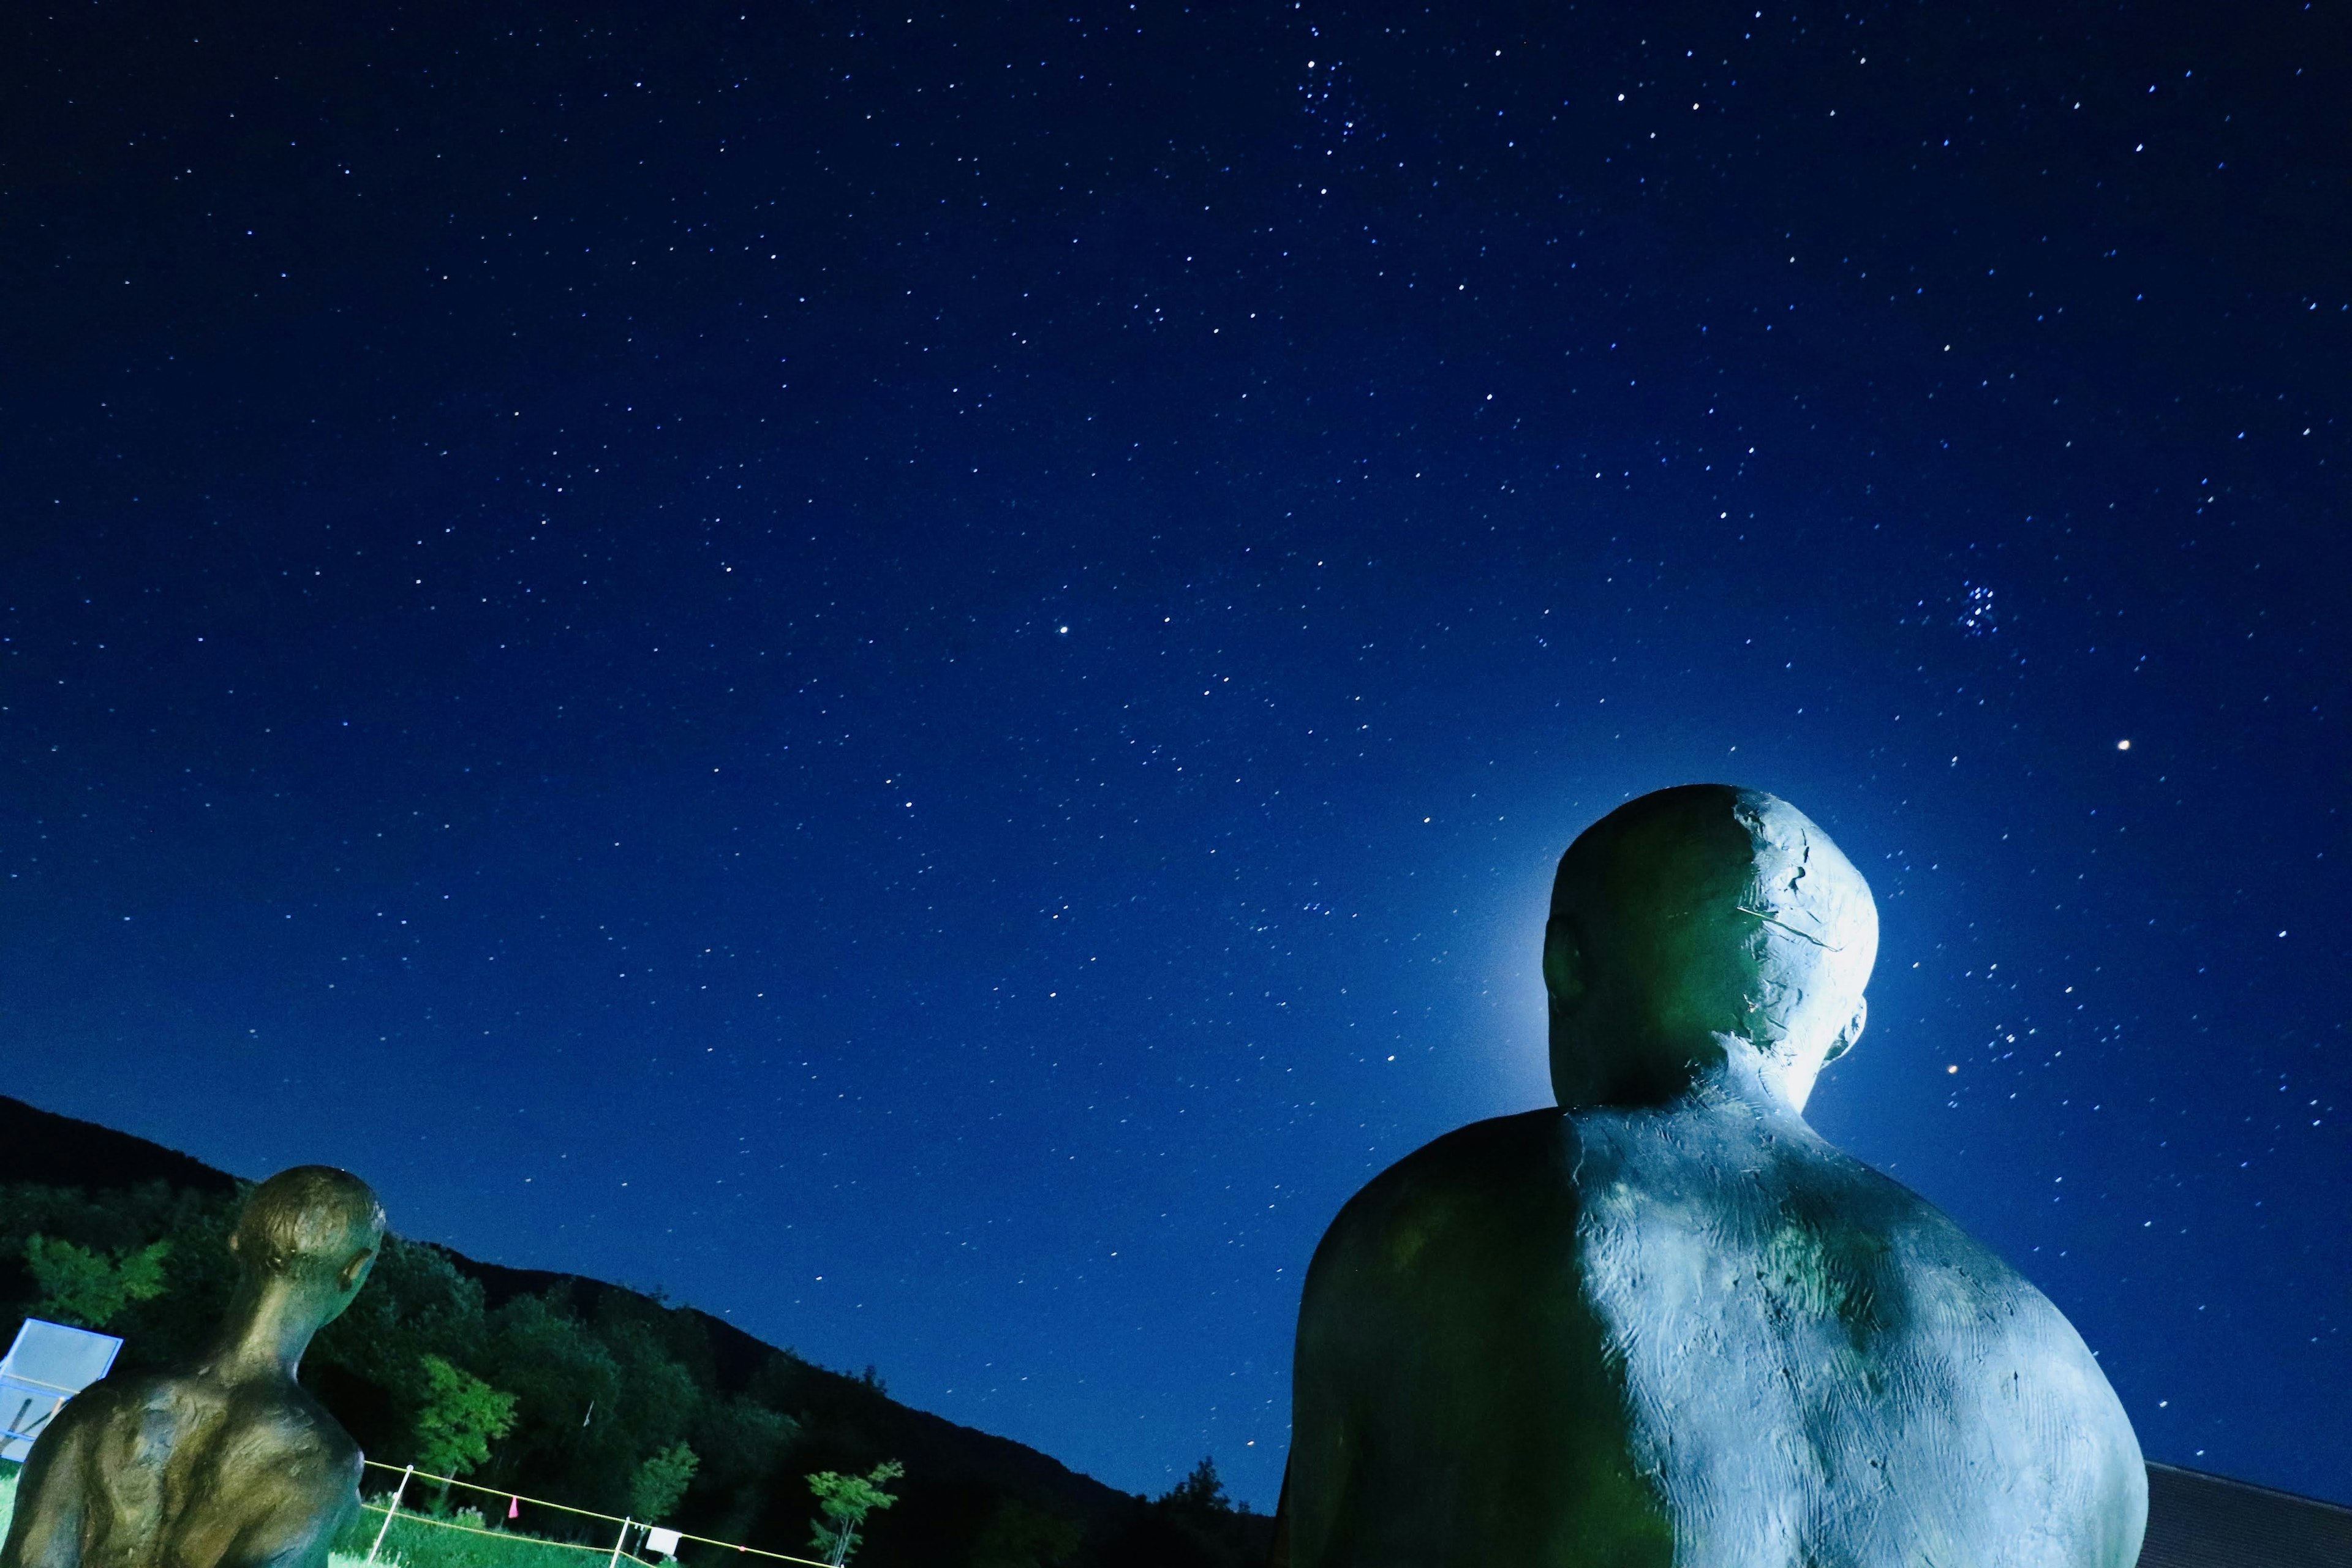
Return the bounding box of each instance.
[351,1461,834,1568]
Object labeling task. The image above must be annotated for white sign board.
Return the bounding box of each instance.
[1,1318,123,1462]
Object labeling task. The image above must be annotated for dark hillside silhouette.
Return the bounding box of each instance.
[0,1096,238,1197]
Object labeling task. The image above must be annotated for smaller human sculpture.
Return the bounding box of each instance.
[1276,785,2146,1567]
[2,1167,386,1568]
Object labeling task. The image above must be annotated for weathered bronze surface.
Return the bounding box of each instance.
[2,1167,385,1568]
[1276,785,2146,1567]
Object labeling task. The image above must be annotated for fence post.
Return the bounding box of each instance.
[365,1466,415,1567]
[609,1517,635,1568]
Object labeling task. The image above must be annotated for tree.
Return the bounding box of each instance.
[478,1290,628,1499]
[805,1460,903,1567]
[1097,1457,1262,1568]
[1163,1458,1229,1515]
[23,1235,171,1329]
[412,1353,519,1479]
[971,1499,1082,1568]
[630,1442,700,1522]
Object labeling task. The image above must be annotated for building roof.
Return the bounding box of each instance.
[2144,1463,2352,1568]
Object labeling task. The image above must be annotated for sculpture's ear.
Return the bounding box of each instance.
[1542,918,1587,1011]
[1823,993,1868,1064]
[338,1245,378,1294]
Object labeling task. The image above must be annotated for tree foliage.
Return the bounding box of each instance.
[806,1460,903,1566]
[630,1441,700,1523]
[971,1499,1082,1568]
[413,1352,520,1479]
[23,1235,171,1329]
[1163,1459,1227,1515]
[1069,1457,1264,1568]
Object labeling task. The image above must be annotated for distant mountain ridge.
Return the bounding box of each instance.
[0,1095,241,1198]
[0,1093,1129,1528]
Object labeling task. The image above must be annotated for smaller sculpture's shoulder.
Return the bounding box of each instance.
[64,1368,357,1479]
[219,1380,363,1478]
[43,1368,229,1453]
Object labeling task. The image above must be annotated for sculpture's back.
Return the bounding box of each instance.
[1,1167,385,1568]
[18,1365,364,1568]
[1573,1093,2143,1568]
[1280,786,2145,1568]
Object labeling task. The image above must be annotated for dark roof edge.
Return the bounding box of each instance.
[2149,1462,2352,1518]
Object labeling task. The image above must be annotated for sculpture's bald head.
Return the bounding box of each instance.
[1544,785,1876,1113]
[228,1165,385,1327]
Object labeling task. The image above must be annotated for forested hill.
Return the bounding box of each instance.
[0,1096,1270,1568]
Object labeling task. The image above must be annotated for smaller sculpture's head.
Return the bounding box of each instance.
[229,1165,386,1324]
[1544,784,1877,1114]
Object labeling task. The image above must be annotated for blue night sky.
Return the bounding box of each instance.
[2,0,2345,1511]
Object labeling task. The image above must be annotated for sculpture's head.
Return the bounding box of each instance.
[1544,784,1876,1114]
[229,1165,386,1324]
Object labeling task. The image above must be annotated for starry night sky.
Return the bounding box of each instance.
[2,0,2346,1511]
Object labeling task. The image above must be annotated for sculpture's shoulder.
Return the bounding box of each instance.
[7,1361,360,1568]
[42,1368,230,1454]
[215,1377,363,1487]
[1,1373,227,1568]
[1289,1110,1674,1568]
[1573,1098,2103,1363]
[1570,1099,2146,1568]
[1306,1106,1580,1297]
[69,1367,360,1508]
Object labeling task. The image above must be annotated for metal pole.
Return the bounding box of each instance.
[365,1466,415,1567]
[609,1517,635,1568]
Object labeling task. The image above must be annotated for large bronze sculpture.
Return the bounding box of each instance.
[1277,785,2144,1567]
[2,1167,386,1568]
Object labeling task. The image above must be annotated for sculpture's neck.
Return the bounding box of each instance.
[1555,1030,1813,1123]
[205,1277,325,1382]
[1681,1055,1818,1128]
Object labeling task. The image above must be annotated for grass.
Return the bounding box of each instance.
[2,1463,603,1568]
[330,1498,621,1568]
